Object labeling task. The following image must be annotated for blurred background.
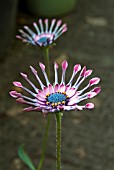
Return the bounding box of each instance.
[0,0,114,170]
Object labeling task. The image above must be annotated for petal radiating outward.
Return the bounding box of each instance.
[10,60,101,115]
[16,19,67,47]
[61,60,68,85]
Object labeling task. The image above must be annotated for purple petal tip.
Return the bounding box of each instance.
[9,91,18,98]
[92,87,101,94]
[81,66,86,76]
[74,64,81,72]
[62,60,68,70]
[86,103,94,109]
[89,77,100,86]
[30,66,37,74]
[23,106,33,112]
[13,81,23,88]
[54,62,58,69]
[57,20,62,26]
[21,72,27,78]
[44,19,48,23]
[84,70,93,77]
[39,62,45,70]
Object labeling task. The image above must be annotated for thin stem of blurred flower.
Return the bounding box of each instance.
[37,47,51,170]
[55,112,62,170]
[43,47,50,78]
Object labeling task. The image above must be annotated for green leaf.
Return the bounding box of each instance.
[18,144,36,170]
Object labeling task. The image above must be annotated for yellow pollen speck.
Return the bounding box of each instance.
[58,102,61,105]
[46,101,49,105]
[54,103,58,106]
[46,93,50,98]
[62,91,66,95]
[51,103,55,107]
[62,101,65,105]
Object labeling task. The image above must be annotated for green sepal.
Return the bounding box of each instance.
[60,112,63,116]
[18,144,36,170]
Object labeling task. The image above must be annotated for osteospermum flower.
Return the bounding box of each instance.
[16,19,67,47]
[10,60,101,115]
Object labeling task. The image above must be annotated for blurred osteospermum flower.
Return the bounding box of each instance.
[16,19,67,47]
[10,60,101,115]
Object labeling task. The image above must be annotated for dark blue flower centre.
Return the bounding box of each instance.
[38,37,48,44]
[47,92,66,104]
[37,34,54,46]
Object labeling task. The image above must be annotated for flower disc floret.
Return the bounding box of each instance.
[46,92,67,107]
[10,60,101,115]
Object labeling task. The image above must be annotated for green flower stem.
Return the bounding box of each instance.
[55,112,62,170]
[37,116,51,170]
[43,47,50,78]
[37,47,51,170]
